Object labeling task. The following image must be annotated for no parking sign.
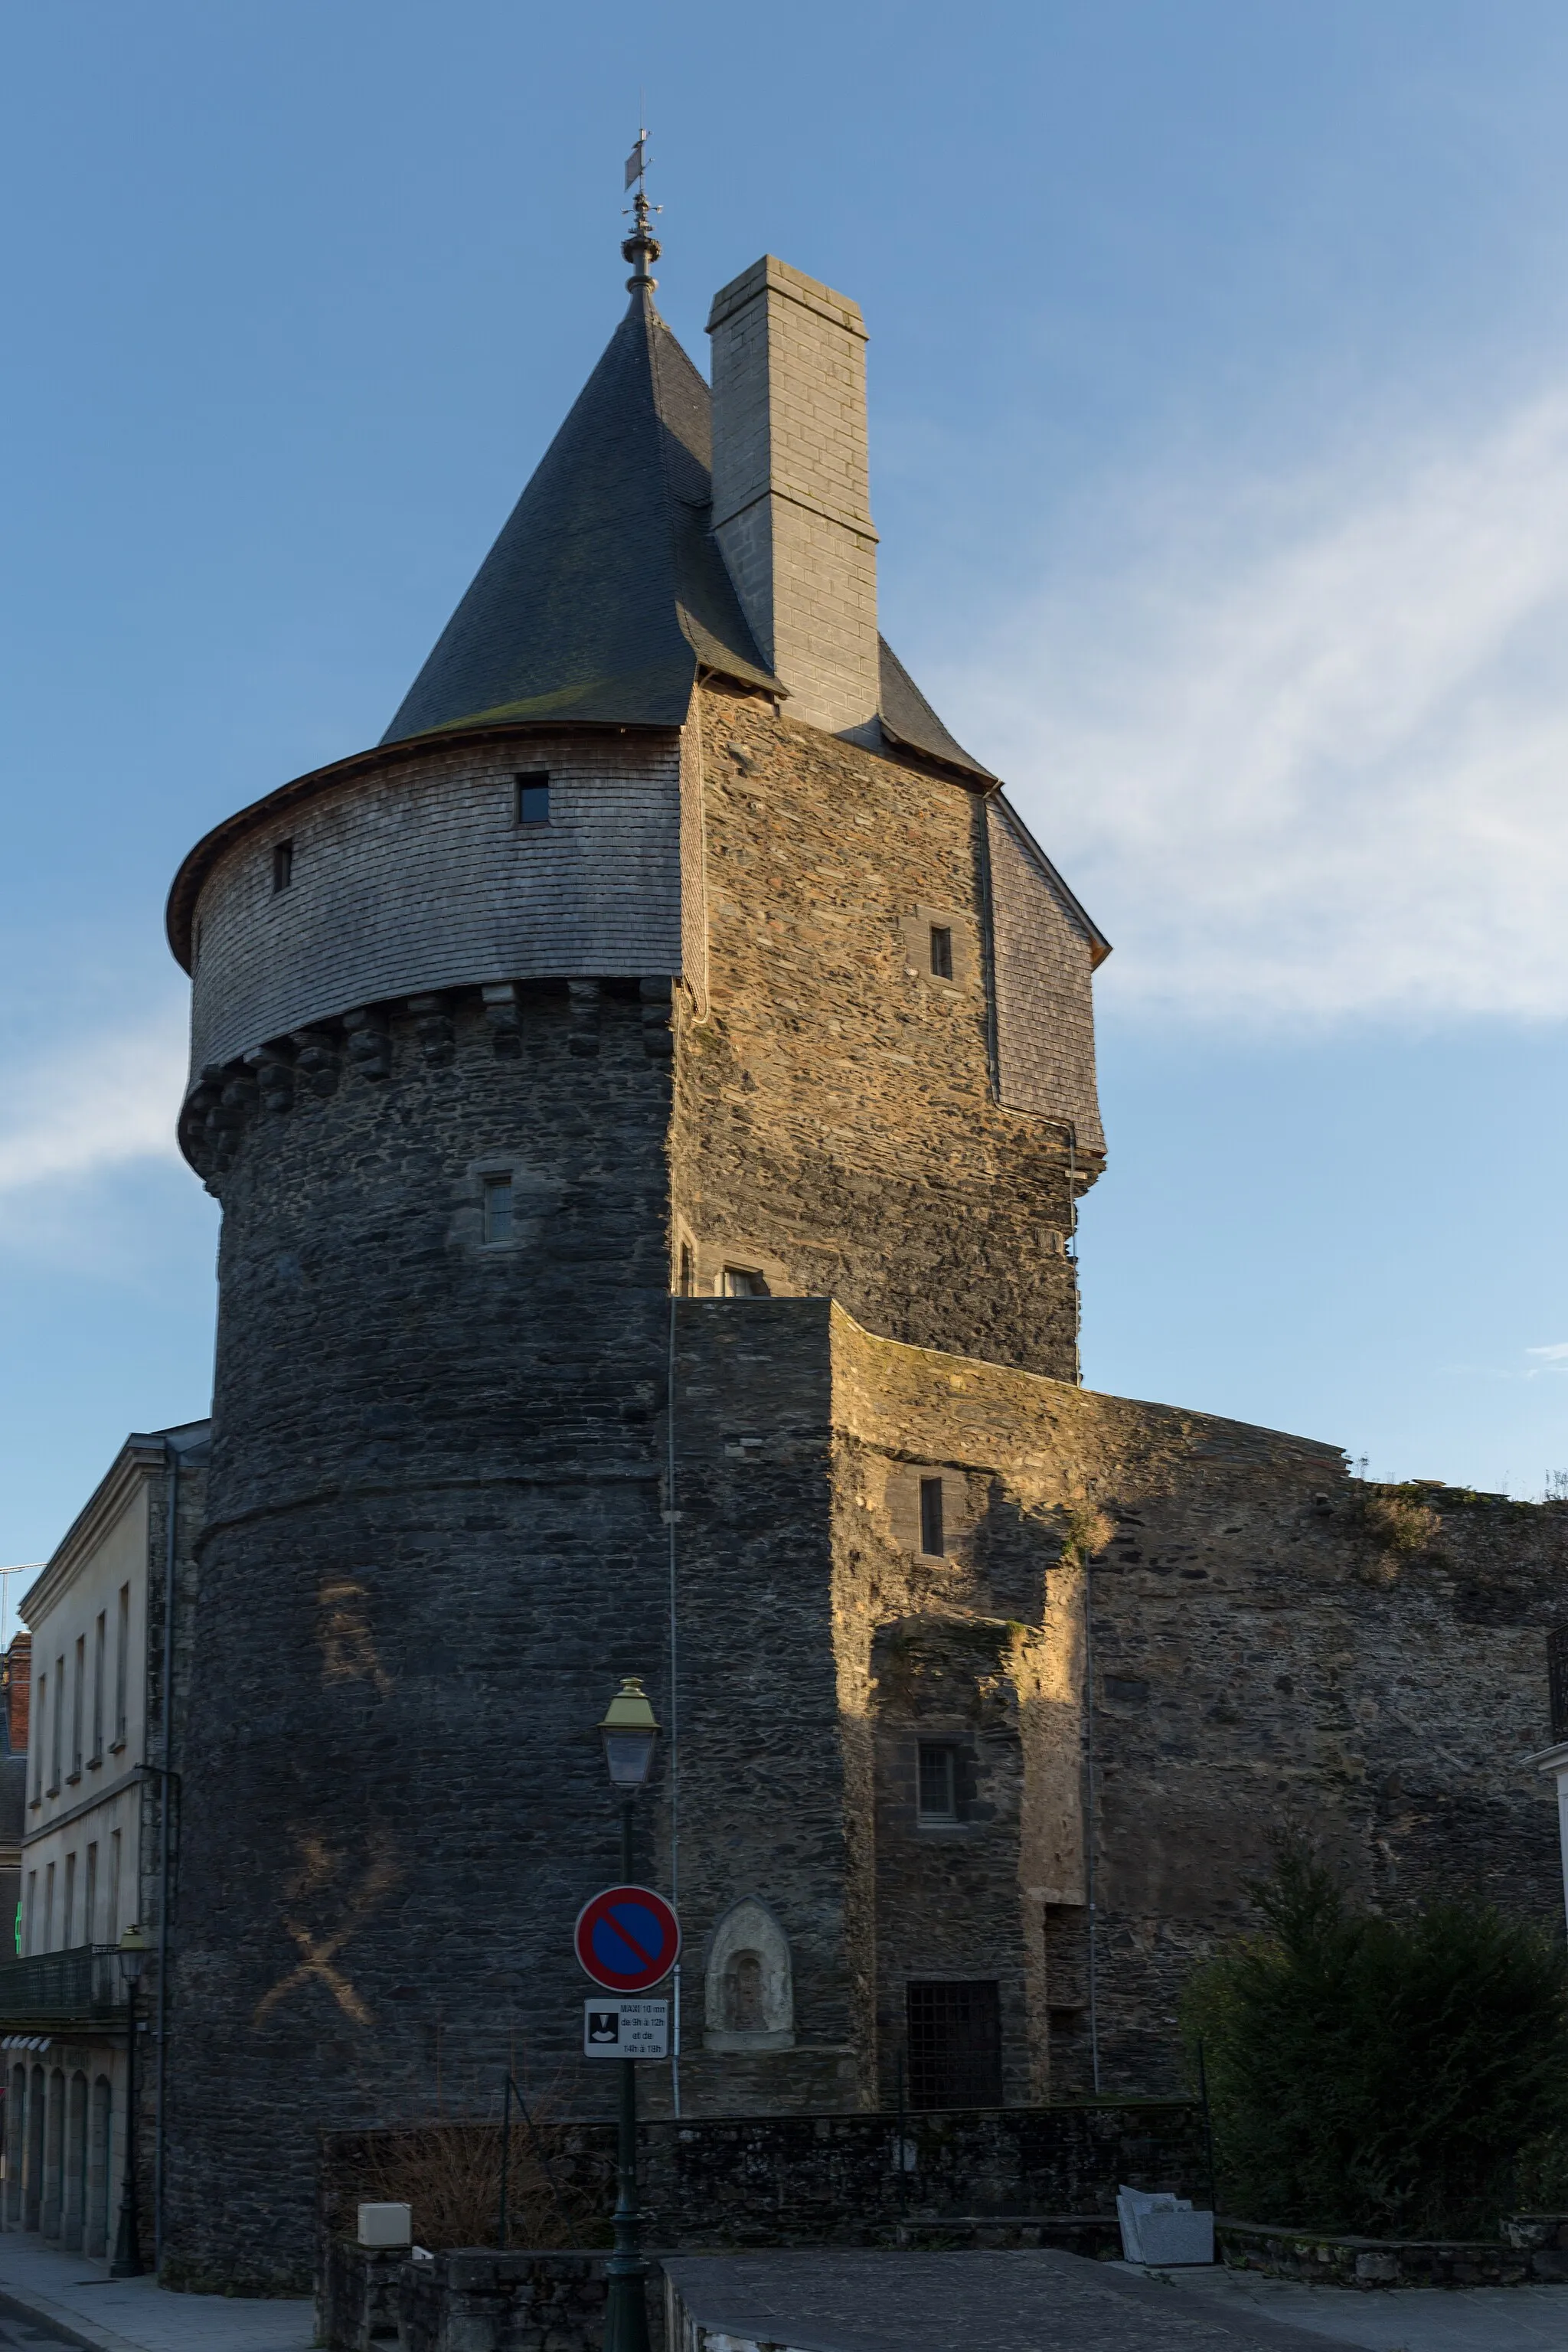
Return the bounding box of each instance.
[573,1885,681,1992]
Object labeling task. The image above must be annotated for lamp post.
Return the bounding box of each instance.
[596,1677,659,2352]
[110,1925,151,2278]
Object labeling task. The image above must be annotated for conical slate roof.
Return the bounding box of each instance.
[383,283,995,782]
[383,286,779,742]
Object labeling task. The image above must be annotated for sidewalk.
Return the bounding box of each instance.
[0,2234,314,2352]
[1125,2259,1568,2352]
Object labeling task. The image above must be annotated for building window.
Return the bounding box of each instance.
[113,1586,129,1749]
[63,1853,76,1949]
[516,774,550,826]
[917,1741,959,1822]
[919,1475,945,1557]
[905,1979,1003,2109]
[272,840,294,893]
[91,1612,105,1765]
[678,1243,694,1297]
[23,1873,34,1956]
[721,1266,769,1298]
[929,926,953,981]
[482,1174,514,1243]
[31,1675,44,1805]
[49,1655,63,1793]
[43,1863,54,1952]
[107,1831,121,1942]
[70,1635,83,1780]
[84,1844,98,1946]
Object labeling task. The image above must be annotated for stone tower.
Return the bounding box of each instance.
[161,216,1107,2289]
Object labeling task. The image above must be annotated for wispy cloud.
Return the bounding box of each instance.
[1528,1342,1568,1361]
[948,387,1568,1024]
[0,1008,187,1199]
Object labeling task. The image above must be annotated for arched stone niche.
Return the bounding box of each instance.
[703,1897,795,2052]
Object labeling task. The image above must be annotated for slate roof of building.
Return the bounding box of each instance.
[383,285,995,782]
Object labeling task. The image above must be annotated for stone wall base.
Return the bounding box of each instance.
[1218,2215,1568,2288]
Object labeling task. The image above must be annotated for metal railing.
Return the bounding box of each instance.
[1551,1630,1568,1744]
[0,1944,125,2030]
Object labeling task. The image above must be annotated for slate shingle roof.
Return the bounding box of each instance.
[384,286,994,782]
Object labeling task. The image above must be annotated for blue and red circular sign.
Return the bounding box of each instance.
[574,1885,681,1992]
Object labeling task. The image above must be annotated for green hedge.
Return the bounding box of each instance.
[1181,1847,1568,2239]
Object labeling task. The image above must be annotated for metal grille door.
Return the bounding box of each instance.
[905,1979,1002,2109]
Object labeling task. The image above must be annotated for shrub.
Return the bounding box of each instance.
[1182,1847,1568,2239]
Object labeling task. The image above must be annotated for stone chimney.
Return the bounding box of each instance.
[707,256,880,739]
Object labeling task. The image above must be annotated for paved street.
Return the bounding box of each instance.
[1138,2260,1568,2352]
[0,2234,314,2352]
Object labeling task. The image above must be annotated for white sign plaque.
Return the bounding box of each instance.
[583,1998,670,2058]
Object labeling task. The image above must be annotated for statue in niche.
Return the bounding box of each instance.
[704,1897,795,2052]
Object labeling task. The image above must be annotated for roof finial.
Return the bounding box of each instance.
[620,124,662,292]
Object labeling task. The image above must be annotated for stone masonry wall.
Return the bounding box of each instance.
[825,1309,1568,2099]
[186,730,683,1079]
[671,685,1092,1380]
[162,986,684,2292]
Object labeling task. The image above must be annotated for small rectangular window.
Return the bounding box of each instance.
[43,1863,54,1952]
[917,1741,959,1821]
[63,1852,76,1948]
[482,1174,514,1243]
[919,1475,946,1557]
[50,1654,63,1792]
[108,1830,122,1941]
[929,926,953,980]
[31,1674,44,1803]
[516,774,550,826]
[84,1844,98,1945]
[273,839,294,893]
[721,1266,769,1298]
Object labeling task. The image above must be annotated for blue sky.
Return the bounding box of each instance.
[5,0,1568,1565]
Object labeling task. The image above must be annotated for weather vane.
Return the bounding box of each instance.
[621,122,662,290]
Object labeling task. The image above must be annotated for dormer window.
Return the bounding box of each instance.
[273,841,294,893]
[516,775,550,826]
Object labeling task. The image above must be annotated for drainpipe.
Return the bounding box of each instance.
[665,1294,682,2121]
[153,1440,179,2265]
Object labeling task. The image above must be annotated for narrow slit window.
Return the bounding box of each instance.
[51,1655,63,1792]
[917,1741,959,1821]
[272,839,294,893]
[482,1174,514,1243]
[678,1243,694,1297]
[91,1612,105,1763]
[113,1585,129,1747]
[721,1266,769,1298]
[70,1635,83,1779]
[929,926,953,980]
[31,1676,44,1804]
[516,774,550,826]
[919,1475,946,1557]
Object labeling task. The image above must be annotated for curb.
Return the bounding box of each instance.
[0,2276,146,2351]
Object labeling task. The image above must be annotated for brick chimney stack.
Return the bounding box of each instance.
[707,256,880,739]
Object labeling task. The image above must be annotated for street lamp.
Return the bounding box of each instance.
[596,1678,659,2352]
[110,1925,151,2278]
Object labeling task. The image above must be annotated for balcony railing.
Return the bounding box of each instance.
[0,1945,126,2032]
[1551,1629,1568,1745]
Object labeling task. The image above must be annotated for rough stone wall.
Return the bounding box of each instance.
[162,988,681,2292]
[825,1309,1568,2100]
[670,685,1089,1380]
[186,730,684,1079]
[985,797,1103,1157]
[707,259,880,737]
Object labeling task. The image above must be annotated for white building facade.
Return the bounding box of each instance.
[1,1424,206,2259]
